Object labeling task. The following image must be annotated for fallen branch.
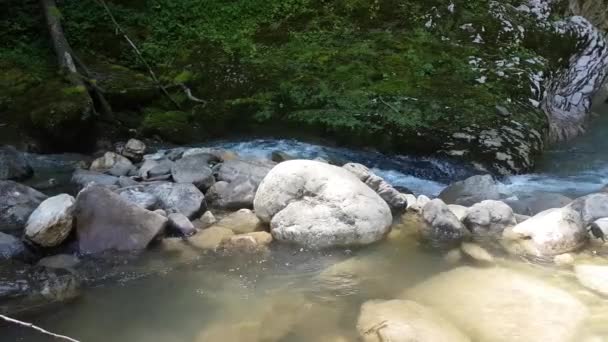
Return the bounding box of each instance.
[96,0,181,109]
[180,83,207,105]
[0,314,80,342]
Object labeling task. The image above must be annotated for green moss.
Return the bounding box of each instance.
[141,110,195,143]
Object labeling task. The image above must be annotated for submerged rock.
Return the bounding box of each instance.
[404,266,589,342]
[0,146,33,181]
[421,199,468,247]
[574,264,608,296]
[357,299,470,342]
[254,160,392,248]
[188,226,234,251]
[215,209,265,234]
[25,194,75,247]
[439,175,501,206]
[0,181,47,233]
[0,262,81,315]
[37,254,80,270]
[460,242,494,264]
[75,185,168,254]
[503,207,587,257]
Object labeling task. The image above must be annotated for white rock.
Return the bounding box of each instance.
[357,299,470,342]
[25,194,75,247]
[448,204,468,221]
[404,266,589,342]
[503,207,587,257]
[90,152,134,177]
[421,199,468,246]
[254,160,392,248]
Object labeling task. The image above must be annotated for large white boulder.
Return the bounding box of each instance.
[502,207,587,257]
[25,194,75,247]
[404,266,589,342]
[357,299,470,342]
[463,200,516,236]
[253,160,392,248]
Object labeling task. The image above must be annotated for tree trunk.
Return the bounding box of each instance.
[40,0,99,119]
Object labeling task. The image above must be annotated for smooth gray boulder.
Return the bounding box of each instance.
[357,299,470,342]
[404,266,589,342]
[0,181,47,233]
[117,187,158,210]
[25,194,75,247]
[574,264,608,297]
[421,199,468,246]
[343,162,409,212]
[0,146,33,181]
[0,232,26,259]
[71,169,119,189]
[206,159,274,209]
[503,207,587,257]
[167,212,196,236]
[138,158,174,180]
[171,154,215,190]
[145,182,205,219]
[254,160,392,248]
[504,191,572,216]
[90,152,134,177]
[463,200,516,236]
[74,185,168,254]
[439,175,501,206]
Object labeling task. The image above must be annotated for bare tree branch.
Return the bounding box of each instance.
[96,0,181,109]
[0,314,80,342]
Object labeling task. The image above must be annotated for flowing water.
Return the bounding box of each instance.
[2,102,608,341]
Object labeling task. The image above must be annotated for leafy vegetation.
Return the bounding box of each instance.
[1,0,574,154]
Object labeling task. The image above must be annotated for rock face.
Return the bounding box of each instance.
[439,175,501,206]
[0,146,33,181]
[543,16,608,142]
[74,185,168,253]
[207,159,275,209]
[0,232,26,259]
[90,151,134,177]
[343,163,409,212]
[404,266,589,342]
[25,194,75,247]
[421,199,468,246]
[254,160,392,248]
[215,209,265,234]
[463,200,516,236]
[574,264,608,296]
[171,154,215,190]
[0,181,47,233]
[145,182,205,219]
[357,299,470,342]
[503,207,587,257]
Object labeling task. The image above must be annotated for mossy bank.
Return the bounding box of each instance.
[0,0,586,173]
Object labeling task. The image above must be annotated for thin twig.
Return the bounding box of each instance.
[378,96,401,114]
[96,0,181,109]
[0,314,80,342]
